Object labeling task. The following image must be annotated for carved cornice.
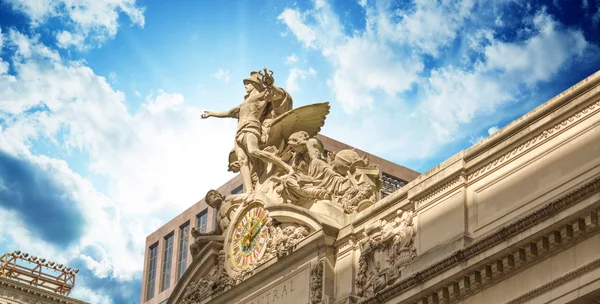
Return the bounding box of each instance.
[359,175,600,304]
[438,212,600,304]
[0,277,87,304]
[335,237,357,257]
[468,99,600,184]
[506,257,600,304]
[413,173,466,209]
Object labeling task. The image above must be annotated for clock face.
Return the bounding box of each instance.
[230,206,269,269]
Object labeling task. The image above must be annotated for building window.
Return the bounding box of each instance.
[380,173,406,195]
[161,233,174,291]
[177,223,190,280]
[197,211,208,233]
[231,184,244,195]
[158,299,168,304]
[146,243,158,300]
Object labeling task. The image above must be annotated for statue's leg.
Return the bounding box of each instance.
[234,139,254,193]
[245,133,293,173]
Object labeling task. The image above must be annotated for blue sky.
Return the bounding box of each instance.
[0,0,599,303]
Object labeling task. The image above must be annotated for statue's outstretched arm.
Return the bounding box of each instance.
[201,106,240,119]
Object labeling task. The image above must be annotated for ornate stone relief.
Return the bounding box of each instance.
[181,251,233,304]
[310,262,324,304]
[182,68,385,303]
[355,209,417,298]
[260,220,310,261]
[360,176,600,304]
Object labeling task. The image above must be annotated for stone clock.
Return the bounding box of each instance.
[228,204,270,270]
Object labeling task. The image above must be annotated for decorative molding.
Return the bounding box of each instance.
[0,277,86,304]
[335,237,356,257]
[506,257,600,304]
[468,100,600,183]
[359,175,600,304]
[413,173,465,209]
[441,211,600,304]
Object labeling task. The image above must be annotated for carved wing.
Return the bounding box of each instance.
[263,102,330,148]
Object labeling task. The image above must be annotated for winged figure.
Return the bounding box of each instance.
[201,68,330,195]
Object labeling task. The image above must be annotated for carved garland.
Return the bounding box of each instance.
[360,175,600,304]
[468,100,600,183]
[310,262,325,304]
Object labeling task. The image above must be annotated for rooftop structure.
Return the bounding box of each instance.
[0,250,88,304]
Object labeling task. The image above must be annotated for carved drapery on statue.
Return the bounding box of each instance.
[355,209,417,298]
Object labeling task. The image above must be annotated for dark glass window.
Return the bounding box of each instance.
[161,233,174,291]
[177,223,190,280]
[231,184,244,194]
[146,243,158,300]
[197,211,208,233]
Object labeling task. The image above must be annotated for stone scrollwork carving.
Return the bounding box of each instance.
[356,209,417,298]
[181,250,233,304]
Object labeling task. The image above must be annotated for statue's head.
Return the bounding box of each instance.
[288,131,310,152]
[243,71,265,93]
[333,149,365,175]
[205,190,223,209]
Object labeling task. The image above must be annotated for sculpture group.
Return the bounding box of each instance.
[180,69,398,303]
[201,68,380,213]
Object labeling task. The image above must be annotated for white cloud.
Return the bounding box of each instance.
[488,126,499,135]
[484,11,588,86]
[280,0,595,162]
[5,0,146,49]
[279,1,424,113]
[0,30,236,301]
[286,67,317,93]
[278,9,318,48]
[56,30,86,49]
[212,68,231,82]
[285,53,299,64]
[372,0,476,57]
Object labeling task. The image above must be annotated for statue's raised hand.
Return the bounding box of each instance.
[201,110,212,119]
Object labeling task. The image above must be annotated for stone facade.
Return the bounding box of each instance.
[166,69,600,304]
[0,277,88,304]
[140,136,418,304]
